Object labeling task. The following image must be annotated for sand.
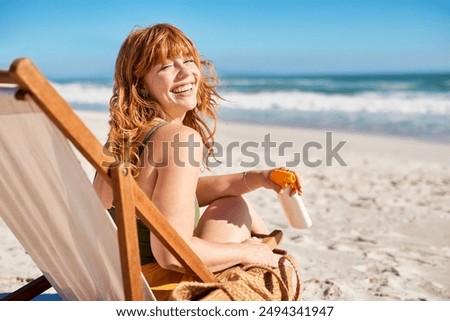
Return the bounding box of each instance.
[1,110,449,300]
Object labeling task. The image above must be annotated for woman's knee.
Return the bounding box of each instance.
[206,195,251,224]
[195,196,253,242]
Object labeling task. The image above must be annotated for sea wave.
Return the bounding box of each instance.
[221,91,450,115]
[52,81,450,116]
[220,78,421,93]
[219,73,450,94]
[52,82,112,105]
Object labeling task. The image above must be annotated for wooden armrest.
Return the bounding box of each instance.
[252,230,287,255]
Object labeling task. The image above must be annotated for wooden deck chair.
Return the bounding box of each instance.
[0,58,283,301]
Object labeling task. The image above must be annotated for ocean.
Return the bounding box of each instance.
[51,73,450,143]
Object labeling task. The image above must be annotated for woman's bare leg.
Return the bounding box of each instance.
[195,195,270,243]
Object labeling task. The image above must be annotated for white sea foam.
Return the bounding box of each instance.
[52,82,112,105]
[221,91,450,115]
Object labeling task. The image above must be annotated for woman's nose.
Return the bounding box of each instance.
[176,63,189,79]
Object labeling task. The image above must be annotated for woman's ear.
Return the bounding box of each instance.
[139,88,149,98]
[140,77,152,98]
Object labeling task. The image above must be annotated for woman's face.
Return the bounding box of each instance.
[144,56,200,121]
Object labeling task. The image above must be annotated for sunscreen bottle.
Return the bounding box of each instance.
[270,169,312,229]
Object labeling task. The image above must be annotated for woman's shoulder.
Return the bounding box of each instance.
[146,123,203,170]
[150,122,202,143]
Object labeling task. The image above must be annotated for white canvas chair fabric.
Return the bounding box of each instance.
[0,95,154,300]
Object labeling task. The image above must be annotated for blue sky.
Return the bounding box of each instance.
[1,0,449,78]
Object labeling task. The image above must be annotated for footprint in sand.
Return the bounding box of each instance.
[302,279,343,300]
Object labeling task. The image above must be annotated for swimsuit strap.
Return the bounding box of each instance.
[137,122,168,157]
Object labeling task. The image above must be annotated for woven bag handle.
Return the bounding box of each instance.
[279,254,301,301]
[241,254,301,301]
[242,263,290,300]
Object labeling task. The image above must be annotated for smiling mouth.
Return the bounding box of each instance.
[171,83,194,94]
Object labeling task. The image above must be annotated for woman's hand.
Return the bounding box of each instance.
[246,169,303,196]
[241,237,281,267]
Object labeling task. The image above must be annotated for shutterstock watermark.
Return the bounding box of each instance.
[103,131,347,168]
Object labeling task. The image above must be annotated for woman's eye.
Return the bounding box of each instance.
[184,58,195,64]
[160,64,173,71]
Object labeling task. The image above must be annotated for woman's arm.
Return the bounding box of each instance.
[196,171,282,207]
[93,171,113,209]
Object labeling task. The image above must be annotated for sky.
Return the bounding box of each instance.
[1,0,449,78]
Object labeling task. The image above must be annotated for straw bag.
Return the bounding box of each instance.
[169,255,301,301]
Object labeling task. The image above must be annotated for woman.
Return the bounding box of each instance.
[93,23,302,300]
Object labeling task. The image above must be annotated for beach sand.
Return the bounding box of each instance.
[1,110,449,300]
